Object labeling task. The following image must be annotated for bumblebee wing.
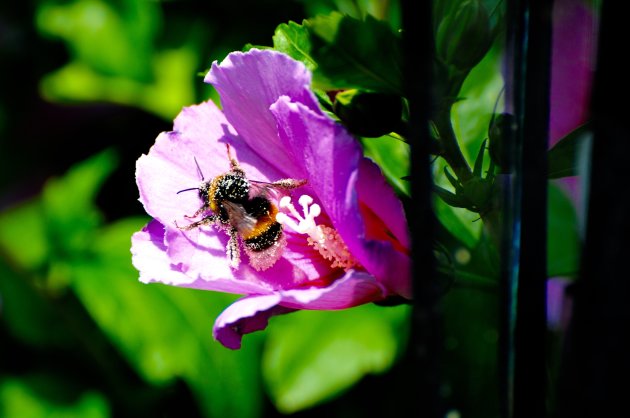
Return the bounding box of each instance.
[249,178,307,198]
[222,201,257,235]
[248,180,273,198]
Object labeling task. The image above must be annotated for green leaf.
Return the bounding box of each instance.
[39,48,200,120]
[434,197,481,248]
[442,285,500,417]
[547,123,592,179]
[306,12,404,94]
[36,0,159,81]
[360,135,410,196]
[0,377,110,418]
[444,166,462,191]
[0,149,116,271]
[68,217,263,418]
[272,21,317,71]
[262,304,410,413]
[451,42,504,162]
[0,199,49,270]
[41,149,117,257]
[0,258,73,347]
[36,0,198,119]
[434,185,467,208]
[547,183,581,277]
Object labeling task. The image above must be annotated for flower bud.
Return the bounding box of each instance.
[332,89,404,137]
[462,177,495,212]
[435,0,491,71]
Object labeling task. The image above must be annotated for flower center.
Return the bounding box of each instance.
[276,195,360,271]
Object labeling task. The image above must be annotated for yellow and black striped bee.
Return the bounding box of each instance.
[176,145,306,271]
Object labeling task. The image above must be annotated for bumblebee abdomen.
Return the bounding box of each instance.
[244,221,283,252]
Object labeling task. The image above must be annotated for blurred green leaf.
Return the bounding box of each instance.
[434,197,481,249]
[361,135,410,196]
[1,148,263,417]
[0,150,116,345]
[273,21,317,71]
[0,148,115,279]
[547,123,592,179]
[0,259,73,346]
[442,286,499,418]
[301,0,402,29]
[40,48,199,120]
[451,42,504,163]
[0,199,49,270]
[41,149,117,258]
[36,0,197,119]
[37,0,159,81]
[547,183,580,277]
[306,12,404,94]
[262,303,410,413]
[0,377,110,418]
[434,185,467,208]
[68,217,263,418]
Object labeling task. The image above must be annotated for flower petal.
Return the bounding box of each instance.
[356,158,410,249]
[131,220,196,286]
[212,271,386,348]
[131,220,272,294]
[270,97,412,299]
[279,270,386,310]
[136,100,286,226]
[206,49,320,178]
[136,99,324,287]
[213,294,292,350]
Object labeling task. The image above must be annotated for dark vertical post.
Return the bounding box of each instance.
[557,2,630,417]
[402,0,442,417]
[512,0,553,417]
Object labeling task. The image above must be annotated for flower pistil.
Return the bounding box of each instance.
[276,195,360,271]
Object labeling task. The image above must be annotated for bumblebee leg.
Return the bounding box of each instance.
[226,144,246,176]
[184,204,209,219]
[175,214,218,230]
[226,227,241,269]
[270,178,307,190]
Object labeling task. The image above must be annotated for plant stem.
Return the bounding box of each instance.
[435,104,473,182]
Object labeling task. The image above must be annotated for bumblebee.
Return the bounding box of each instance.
[176,145,306,271]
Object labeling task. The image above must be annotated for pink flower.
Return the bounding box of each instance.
[131,49,411,349]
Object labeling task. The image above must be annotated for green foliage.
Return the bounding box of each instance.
[273,13,404,94]
[547,183,581,277]
[360,135,410,196]
[36,0,197,119]
[37,0,159,81]
[307,13,404,94]
[273,21,317,72]
[442,285,500,416]
[300,0,402,29]
[70,218,264,418]
[0,259,73,347]
[451,41,504,161]
[0,377,110,418]
[434,198,481,249]
[262,304,410,413]
[0,152,262,418]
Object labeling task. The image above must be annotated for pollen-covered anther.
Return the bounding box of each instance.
[276,195,360,271]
